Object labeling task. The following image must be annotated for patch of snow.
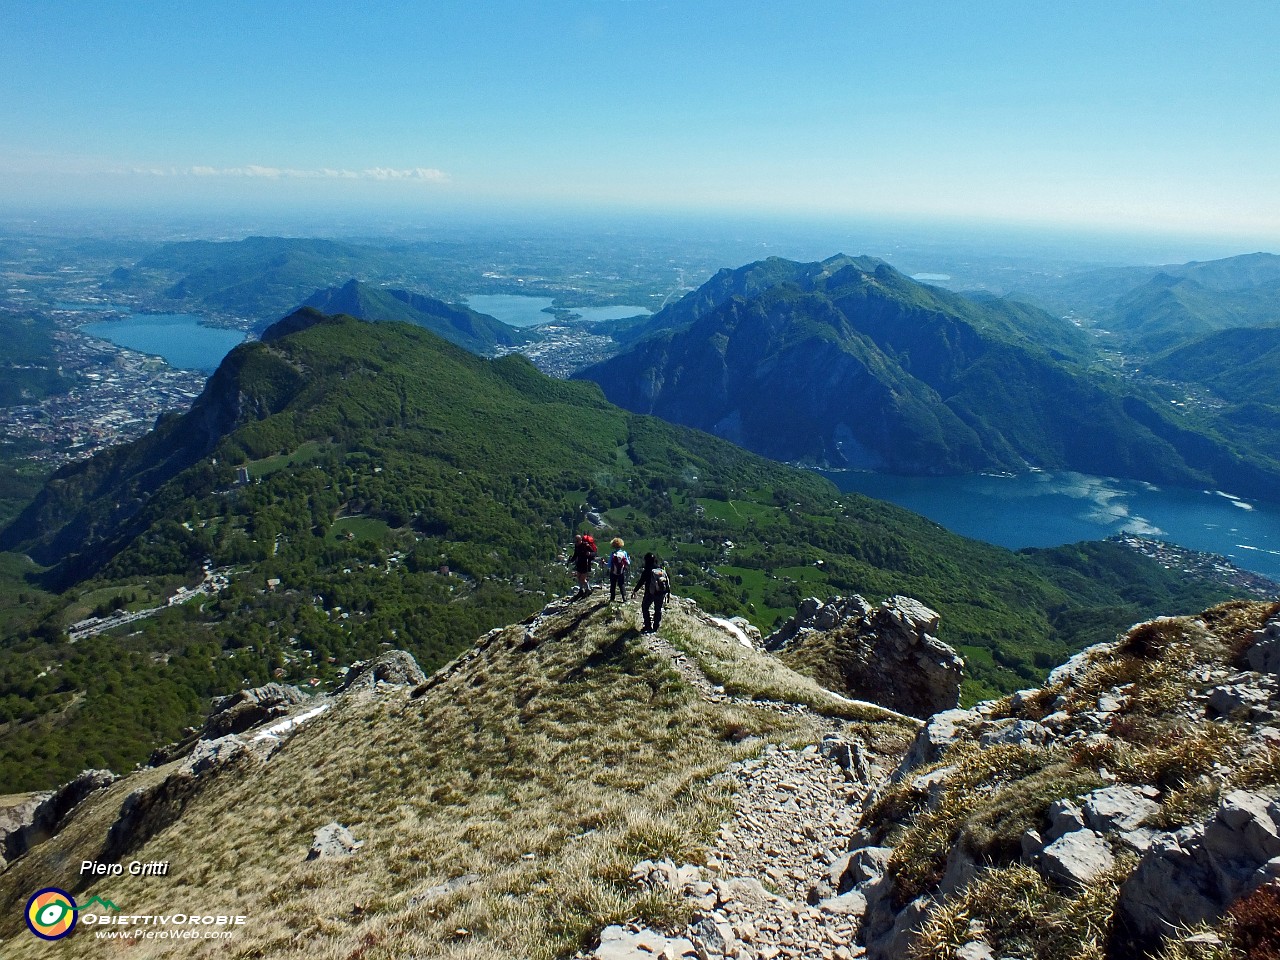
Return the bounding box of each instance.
[251,703,330,742]
[709,616,755,648]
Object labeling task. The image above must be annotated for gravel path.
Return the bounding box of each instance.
[590,611,890,960]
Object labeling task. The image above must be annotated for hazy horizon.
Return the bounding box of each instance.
[3,1,1278,249]
[2,202,1273,276]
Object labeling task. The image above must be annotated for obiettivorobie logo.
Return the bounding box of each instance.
[25,884,247,942]
[25,888,121,940]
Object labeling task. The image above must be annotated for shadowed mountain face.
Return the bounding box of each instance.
[1150,324,1280,408]
[299,279,529,354]
[577,256,1277,494]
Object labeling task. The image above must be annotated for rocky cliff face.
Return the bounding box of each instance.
[767,595,965,719]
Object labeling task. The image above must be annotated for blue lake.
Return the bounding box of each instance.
[466,294,650,327]
[824,469,1280,581]
[81,313,246,372]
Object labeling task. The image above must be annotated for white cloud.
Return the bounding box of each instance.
[134,165,448,183]
[362,166,448,182]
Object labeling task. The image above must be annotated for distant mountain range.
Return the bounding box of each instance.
[1107,273,1280,354]
[1011,251,1280,315]
[577,255,1280,496]
[1004,251,1280,470]
[1010,251,1280,353]
[300,278,528,354]
[104,236,396,322]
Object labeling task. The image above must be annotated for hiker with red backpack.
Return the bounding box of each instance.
[606,538,630,602]
[632,552,671,633]
[570,533,598,598]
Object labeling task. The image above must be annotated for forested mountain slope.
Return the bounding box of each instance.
[579,257,1279,496]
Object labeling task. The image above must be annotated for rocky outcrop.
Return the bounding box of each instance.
[1118,790,1280,947]
[104,734,262,866]
[338,649,426,693]
[205,683,310,737]
[768,595,964,718]
[592,923,697,959]
[1242,617,1280,673]
[148,682,310,766]
[307,822,363,861]
[100,772,206,867]
[765,596,874,650]
[0,769,116,869]
[842,606,1280,959]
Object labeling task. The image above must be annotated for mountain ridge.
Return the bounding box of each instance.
[578,256,1278,495]
[0,310,1237,793]
[1,592,1275,959]
[297,278,529,353]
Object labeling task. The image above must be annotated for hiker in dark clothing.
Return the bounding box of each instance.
[606,537,630,602]
[570,533,597,597]
[632,552,670,633]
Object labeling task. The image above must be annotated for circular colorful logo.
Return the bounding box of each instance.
[26,887,78,940]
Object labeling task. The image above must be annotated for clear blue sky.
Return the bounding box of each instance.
[2,0,1277,243]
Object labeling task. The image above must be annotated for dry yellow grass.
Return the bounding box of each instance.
[0,596,898,959]
[871,601,1280,959]
[663,602,919,727]
[909,860,1134,960]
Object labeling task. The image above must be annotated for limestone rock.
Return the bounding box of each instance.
[728,616,762,646]
[1045,799,1087,842]
[181,735,249,776]
[1242,616,1280,674]
[895,708,978,777]
[835,845,893,894]
[1041,829,1114,888]
[866,893,932,960]
[764,595,873,651]
[768,595,963,719]
[339,649,426,693]
[0,795,45,866]
[307,822,363,860]
[1082,785,1160,834]
[1021,828,1044,863]
[820,734,871,783]
[818,890,868,916]
[593,924,697,960]
[1047,641,1117,686]
[978,718,1051,749]
[0,768,117,865]
[204,682,310,737]
[1119,790,1280,946]
[956,941,995,960]
[1205,673,1279,722]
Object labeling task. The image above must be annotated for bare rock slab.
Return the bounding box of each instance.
[307,822,363,860]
